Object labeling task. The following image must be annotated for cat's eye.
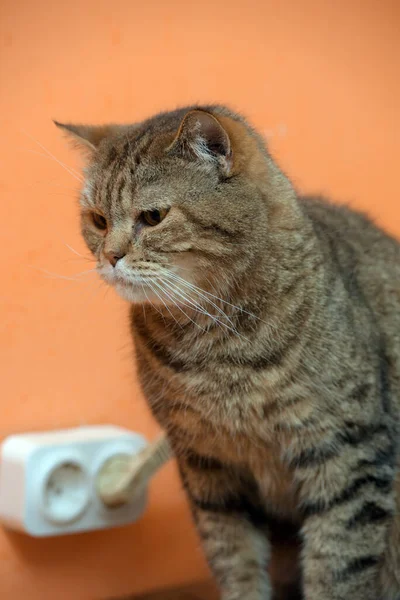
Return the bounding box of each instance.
[142,208,169,227]
[91,213,107,230]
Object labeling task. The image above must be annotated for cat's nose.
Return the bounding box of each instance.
[105,251,126,267]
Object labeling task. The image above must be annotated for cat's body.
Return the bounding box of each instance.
[58,105,400,599]
[133,193,400,599]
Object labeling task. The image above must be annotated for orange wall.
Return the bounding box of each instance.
[1,0,399,598]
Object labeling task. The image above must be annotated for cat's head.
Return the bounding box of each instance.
[56,105,295,306]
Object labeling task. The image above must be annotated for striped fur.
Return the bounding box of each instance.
[59,105,400,600]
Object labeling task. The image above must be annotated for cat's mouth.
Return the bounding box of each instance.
[98,260,150,285]
[96,257,202,309]
[97,260,172,304]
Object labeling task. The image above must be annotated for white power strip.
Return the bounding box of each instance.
[0,425,148,537]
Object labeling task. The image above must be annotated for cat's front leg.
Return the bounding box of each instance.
[178,454,272,600]
[194,508,271,600]
[300,505,392,600]
[294,433,396,600]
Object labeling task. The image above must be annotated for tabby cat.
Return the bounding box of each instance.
[57,105,400,600]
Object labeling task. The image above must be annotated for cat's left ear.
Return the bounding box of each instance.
[168,110,232,175]
[54,121,119,153]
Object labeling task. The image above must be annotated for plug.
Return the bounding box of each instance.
[96,434,172,507]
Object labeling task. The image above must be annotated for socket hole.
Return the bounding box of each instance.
[42,460,90,525]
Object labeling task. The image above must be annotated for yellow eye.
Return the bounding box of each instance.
[91,213,107,230]
[142,208,169,227]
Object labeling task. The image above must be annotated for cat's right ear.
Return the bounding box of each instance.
[167,110,233,176]
[53,122,118,154]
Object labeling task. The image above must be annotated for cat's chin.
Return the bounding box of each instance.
[113,281,168,306]
[114,281,150,304]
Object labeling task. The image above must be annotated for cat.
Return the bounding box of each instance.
[57,105,400,600]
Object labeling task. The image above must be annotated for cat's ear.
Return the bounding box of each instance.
[168,110,232,175]
[53,122,118,153]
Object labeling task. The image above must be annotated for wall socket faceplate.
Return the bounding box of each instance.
[0,426,148,537]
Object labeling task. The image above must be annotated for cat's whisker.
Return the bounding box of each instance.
[75,268,98,278]
[173,265,222,295]
[62,241,94,262]
[20,129,84,184]
[159,278,220,322]
[148,280,183,329]
[162,271,236,328]
[82,277,111,305]
[140,281,165,321]
[101,283,113,301]
[29,265,97,282]
[164,270,259,321]
[151,283,185,328]
[150,280,207,332]
[159,277,245,339]
[33,269,84,282]
[169,270,274,332]
[41,182,81,193]
[21,149,84,180]
[139,283,148,322]
[160,273,246,338]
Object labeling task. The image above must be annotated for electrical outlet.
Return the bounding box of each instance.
[0,426,148,537]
